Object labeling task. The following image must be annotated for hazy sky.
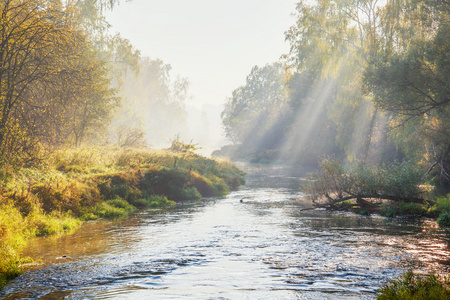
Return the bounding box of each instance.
[105,0,297,108]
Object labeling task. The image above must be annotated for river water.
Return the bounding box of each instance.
[1,165,449,299]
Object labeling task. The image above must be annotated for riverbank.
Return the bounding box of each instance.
[0,146,246,288]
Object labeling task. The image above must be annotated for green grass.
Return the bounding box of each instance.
[80,198,136,220]
[131,195,176,209]
[0,203,79,289]
[377,270,450,300]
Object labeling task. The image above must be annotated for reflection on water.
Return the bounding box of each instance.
[1,165,449,299]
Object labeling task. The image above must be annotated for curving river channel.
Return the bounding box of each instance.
[1,165,450,299]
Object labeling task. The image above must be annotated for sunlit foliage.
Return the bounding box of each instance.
[222,0,449,191]
[377,270,450,300]
[0,0,118,164]
[364,1,450,186]
[221,63,290,161]
[304,157,424,208]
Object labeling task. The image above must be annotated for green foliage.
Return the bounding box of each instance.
[81,198,135,220]
[141,168,197,201]
[437,211,450,227]
[377,270,450,300]
[305,157,424,205]
[222,63,289,148]
[363,3,450,186]
[31,211,80,237]
[427,194,450,218]
[131,195,176,209]
[396,202,427,217]
[380,205,397,218]
[220,0,449,190]
[168,135,199,153]
[435,194,450,211]
[0,202,78,289]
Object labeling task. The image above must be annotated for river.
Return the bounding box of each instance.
[1,164,449,299]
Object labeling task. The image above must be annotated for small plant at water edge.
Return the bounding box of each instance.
[80,197,136,220]
[131,195,176,209]
[376,270,450,300]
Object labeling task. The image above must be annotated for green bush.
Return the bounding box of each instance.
[355,209,369,216]
[379,202,427,218]
[396,202,427,217]
[377,270,450,300]
[380,205,397,218]
[437,211,450,227]
[304,158,424,205]
[130,195,175,209]
[106,198,135,212]
[435,194,450,211]
[140,168,202,201]
[428,194,450,218]
[146,195,176,208]
[81,198,135,220]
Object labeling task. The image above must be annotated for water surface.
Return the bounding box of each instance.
[1,165,449,299]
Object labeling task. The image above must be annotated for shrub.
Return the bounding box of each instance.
[304,157,424,208]
[106,198,135,212]
[130,195,176,209]
[140,168,201,201]
[81,198,135,220]
[380,205,397,218]
[167,135,199,153]
[396,202,427,217]
[189,171,216,197]
[179,187,201,200]
[96,170,143,202]
[428,194,450,218]
[188,171,230,197]
[437,211,450,227]
[32,179,101,214]
[377,270,450,300]
[435,194,450,212]
[29,211,80,236]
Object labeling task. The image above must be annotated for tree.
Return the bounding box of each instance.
[0,0,117,162]
[221,63,289,150]
[283,0,389,163]
[364,1,450,186]
[111,57,189,147]
[304,157,424,210]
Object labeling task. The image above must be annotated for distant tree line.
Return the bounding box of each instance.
[222,0,449,190]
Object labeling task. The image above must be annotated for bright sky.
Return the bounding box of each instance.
[105,0,297,108]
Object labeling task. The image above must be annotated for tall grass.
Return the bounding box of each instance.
[0,202,79,288]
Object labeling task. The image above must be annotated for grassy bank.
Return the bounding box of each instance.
[0,146,246,288]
